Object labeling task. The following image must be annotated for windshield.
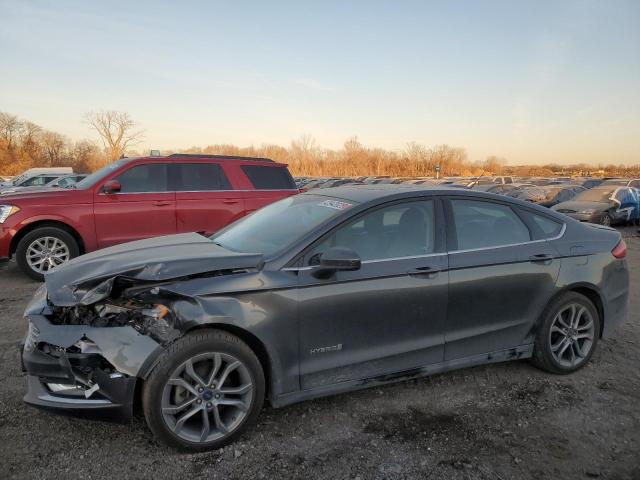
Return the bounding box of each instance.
[74,159,132,189]
[212,194,357,257]
[574,188,615,203]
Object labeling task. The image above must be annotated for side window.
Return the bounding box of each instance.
[176,163,232,191]
[116,164,168,193]
[451,199,530,250]
[241,165,296,190]
[526,212,563,238]
[308,200,435,264]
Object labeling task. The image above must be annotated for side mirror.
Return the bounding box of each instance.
[312,247,361,278]
[102,180,121,194]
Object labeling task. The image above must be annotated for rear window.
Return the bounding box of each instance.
[527,212,563,238]
[241,165,296,190]
[451,199,531,250]
[175,163,231,191]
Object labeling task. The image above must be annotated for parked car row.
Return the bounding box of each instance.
[0,155,298,279]
[294,175,640,226]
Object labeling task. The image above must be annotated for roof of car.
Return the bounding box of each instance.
[302,184,502,203]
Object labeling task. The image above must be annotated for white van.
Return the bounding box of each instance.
[0,167,73,187]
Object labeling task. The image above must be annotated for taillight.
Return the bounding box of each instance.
[612,238,627,259]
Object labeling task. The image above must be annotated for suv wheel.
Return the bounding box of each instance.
[16,227,79,281]
[142,330,265,451]
[531,292,600,374]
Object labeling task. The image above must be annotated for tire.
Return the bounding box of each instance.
[600,213,613,227]
[142,329,265,452]
[531,292,600,374]
[15,226,80,281]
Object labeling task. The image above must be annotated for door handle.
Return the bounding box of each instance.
[153,201,172,207]
[408,266,441,278]
[529,254,553,264]
[222,199,240,204]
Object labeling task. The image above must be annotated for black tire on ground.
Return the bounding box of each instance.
[15,226,80,281]
[531,292,601,375]
[600,213,613,227]
[142,329,265,452]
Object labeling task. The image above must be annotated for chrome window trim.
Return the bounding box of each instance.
[282,252,445,272]
[448,223,566,254]
[281,224,566,271]
[98,188,298,195]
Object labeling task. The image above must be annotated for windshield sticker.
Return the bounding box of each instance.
[318,200,353,210]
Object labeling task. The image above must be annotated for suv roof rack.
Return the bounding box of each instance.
[168,154,274,163]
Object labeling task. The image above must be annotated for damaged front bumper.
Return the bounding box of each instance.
[21,285,163,421]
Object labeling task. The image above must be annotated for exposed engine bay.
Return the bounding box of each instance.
[49,298,181,344]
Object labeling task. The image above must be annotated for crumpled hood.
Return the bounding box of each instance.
[552,200,609,212]
[45,233,264,306]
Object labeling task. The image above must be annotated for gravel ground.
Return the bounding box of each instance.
[1,227,639,480]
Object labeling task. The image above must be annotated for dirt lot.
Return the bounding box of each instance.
[1,228,639,480]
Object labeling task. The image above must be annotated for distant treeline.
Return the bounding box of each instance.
[1,111,638,178]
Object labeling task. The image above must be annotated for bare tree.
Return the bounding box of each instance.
[84,110,144,161]
[40,131,68,167]
[0,112,24,150]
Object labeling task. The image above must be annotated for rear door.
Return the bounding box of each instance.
[173,162,245,236]
[444,197,562,360]
[94,163,176,248]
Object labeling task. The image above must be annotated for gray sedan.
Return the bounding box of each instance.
[21,185,629,451]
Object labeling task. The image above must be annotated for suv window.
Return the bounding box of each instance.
[116,164,168,193]
[451,199,530,250]
[175,163,231,191]
[308,200,435,263]
[241,165,296,190]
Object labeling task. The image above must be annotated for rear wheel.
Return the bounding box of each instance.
[15,227,79,281]
[531,292,600,374]
[142,330,265,451]
[600,213,613,227]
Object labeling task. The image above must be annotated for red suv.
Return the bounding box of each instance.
[0,154,298,280]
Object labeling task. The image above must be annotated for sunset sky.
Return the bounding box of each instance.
[1,0,639,164]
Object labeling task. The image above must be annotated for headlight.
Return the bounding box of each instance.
[0,205,20,223]
[578,208,596,214]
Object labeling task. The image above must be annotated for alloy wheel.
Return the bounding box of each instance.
[26,236,70,274]
[601,215,612,227]
[549,303,595,368]
[161,352,254,443]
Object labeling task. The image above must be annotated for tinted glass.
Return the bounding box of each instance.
[451,199,530,250]
[116,164,168,193]
[212,194,355,257]
[176,163,231,191]
[241,165,296,190]
[75,158,132,189]
[528,212,563,238]
[308,200,435,263]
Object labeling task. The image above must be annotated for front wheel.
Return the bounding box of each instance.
[15,227,79,281]
[600,213,613,227]
[531,292,600,374]
[142,330,265,451]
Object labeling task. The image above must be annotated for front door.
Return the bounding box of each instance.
[94,162,177,248]
[295,199,448,390]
